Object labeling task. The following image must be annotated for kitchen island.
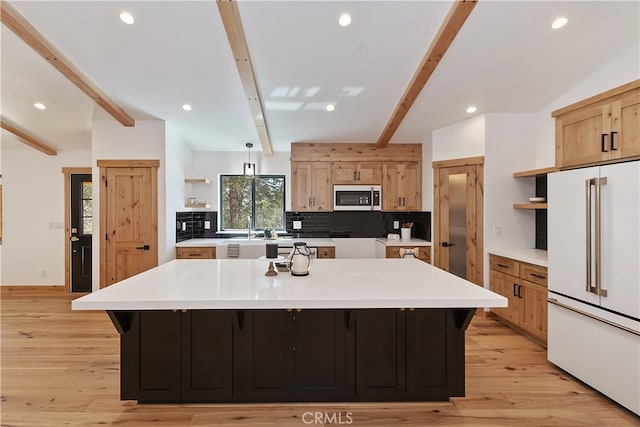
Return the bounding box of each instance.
[72,258,506,403]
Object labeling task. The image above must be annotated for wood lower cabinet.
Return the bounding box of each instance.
[176,246,216,259]
[553,80,640,168]
[116,307,474,403]
[316,246,335,259]
[385,246,431,264]
[291,162,332,211]
[382,162,421,211]
[489,255,547,343]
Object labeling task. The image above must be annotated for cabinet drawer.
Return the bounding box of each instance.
[317,247,335,259]
[386,246,430,264]
[490,255,519,276]
[520,263,548,287]
[176,247,216,259]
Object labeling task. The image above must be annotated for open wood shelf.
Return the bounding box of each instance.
[185,202,211,208]
[513,167,557,178]
[513,203,548,210]
[185,178,211,184]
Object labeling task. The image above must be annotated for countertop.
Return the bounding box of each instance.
[487,248,548,267]
[72,258,506,311]
[176,238,336,247]
[376,238,431,247]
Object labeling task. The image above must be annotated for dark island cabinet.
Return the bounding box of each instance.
[114,307,474,403]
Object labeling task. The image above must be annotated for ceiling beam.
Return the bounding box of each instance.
[217,0,273,156]
[1,116,58,155]
[0,1,135,127]
[376,0,477,148]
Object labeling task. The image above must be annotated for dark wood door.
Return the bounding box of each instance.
[354,309,406,400]
[70,174,92,292]
[181,310,235,401]
[294,310,354,400]
[236,310,295,400]
[122,311,182,403]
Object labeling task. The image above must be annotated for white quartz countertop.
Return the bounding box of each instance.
[176,238,336,247]
[72,259,506,311]
[488,248,548,267]
[376,238,431,247]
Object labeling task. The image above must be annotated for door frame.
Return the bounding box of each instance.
[432,156,484,285]
[98,159,159,288]
[62,167,92,292]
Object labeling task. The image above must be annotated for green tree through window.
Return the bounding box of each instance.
[220,175,285,231]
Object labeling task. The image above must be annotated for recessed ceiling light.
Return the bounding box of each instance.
[34,102,46,110]
[466,106,477,114]
[120,11,135,25]
[338,13,351,27]
[182,104,192,111]
[552,17,568,29]
[326,104,336,112]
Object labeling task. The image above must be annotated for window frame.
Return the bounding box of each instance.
[219,174,286,232]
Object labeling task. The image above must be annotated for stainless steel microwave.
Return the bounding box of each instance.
[333,185,382,211]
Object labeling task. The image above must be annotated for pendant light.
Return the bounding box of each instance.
[243,142,256,176]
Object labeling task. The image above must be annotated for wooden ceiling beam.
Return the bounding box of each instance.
[376,0,477,148]
[217,0,273,156]
[0,1,135,127]
[1,116,58,155]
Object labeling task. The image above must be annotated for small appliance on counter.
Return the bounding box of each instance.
[290,242,312,276]
[387,233,400,240]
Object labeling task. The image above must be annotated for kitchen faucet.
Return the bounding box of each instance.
[247,216,254,240]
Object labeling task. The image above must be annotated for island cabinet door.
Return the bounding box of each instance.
[121,311,182,403]
[354,309,406,400]
[181,310,235,401]
[293,310,355,400]
[235,310,295,401]
[405,309,465,400]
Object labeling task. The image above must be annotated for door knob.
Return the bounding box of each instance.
[441,241,456,247]
[136,245,150,250]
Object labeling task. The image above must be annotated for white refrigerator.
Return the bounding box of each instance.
[548,160,640,415]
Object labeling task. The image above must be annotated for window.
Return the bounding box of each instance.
[81,181,93,235]
[220,175,285,231]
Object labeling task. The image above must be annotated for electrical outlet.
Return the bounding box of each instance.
[41,270,47,278]
[204,221,211,230]
[182,222,187,231]
[393,221,400,229]
[494,225,502,236]
[293,220,302,230]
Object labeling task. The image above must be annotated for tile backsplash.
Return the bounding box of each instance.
[176,211,217,242]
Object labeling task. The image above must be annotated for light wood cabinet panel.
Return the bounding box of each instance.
[553,81,640,168]
[385,246,430,264]
[382,162,421,211]
[291,162,332,211]
[176,247,216,259]
[331,162,382,185]
[489,255,547,344]
[316,247,335,259]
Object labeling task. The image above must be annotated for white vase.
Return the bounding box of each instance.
[401,228,411,240]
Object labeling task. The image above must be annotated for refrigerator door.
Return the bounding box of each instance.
[599,161,640,319]
[548,166,600,305]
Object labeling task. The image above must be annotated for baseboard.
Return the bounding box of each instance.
[1,285,65,294]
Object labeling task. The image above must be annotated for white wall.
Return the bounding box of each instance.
[432,115,486,162]
[164,125,191,262]
[91,119,166,291]
[1,144,91,285]
[533,42,640,168]
[421,137,433,212]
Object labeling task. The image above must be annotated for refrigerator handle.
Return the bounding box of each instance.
[585,178,595,294]
[595,177,608,297]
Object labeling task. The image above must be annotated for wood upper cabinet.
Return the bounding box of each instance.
[331,162,382,185]
[489,255,547,344]
[553,80,640,168]
[382,162,421,211]
[291,162,332,211]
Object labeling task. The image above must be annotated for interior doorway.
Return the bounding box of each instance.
[98,160,159,287]
[433,156,484,285]
[63,167,92,292]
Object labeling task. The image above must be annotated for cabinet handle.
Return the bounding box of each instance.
[357,171,361,181]
[234,311,245,331]
[601,133,609,152]
[517,285,523,298]
[530,273,546,279]
[312,196,315,207]
[513,283,518,297]
[344,310,354,332]
[189,253,202,257]
[497,263,510,269]
[309,196,312,206]
[610,131,618,151]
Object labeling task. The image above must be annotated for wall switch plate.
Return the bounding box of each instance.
[494,225,502,236]
[393,221,399,229]
[204,221,211,230]
[293,220,302,230]
[182,222,187,231]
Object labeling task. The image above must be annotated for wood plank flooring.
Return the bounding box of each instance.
[1,287,638,426]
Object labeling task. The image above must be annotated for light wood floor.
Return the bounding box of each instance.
[1,287,638,427]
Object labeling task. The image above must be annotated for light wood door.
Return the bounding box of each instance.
[613,91,640,159]
[382,163,402,210]
[556,103,607,168]
[490,270,520,324]
[291,162,332,211]
[331,163,359,184]
[100,162,158,287]
[519,279,547,339]
[433,162,482,284]
[382,162,421,211]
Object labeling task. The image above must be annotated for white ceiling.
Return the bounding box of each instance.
[1,1,639,154]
